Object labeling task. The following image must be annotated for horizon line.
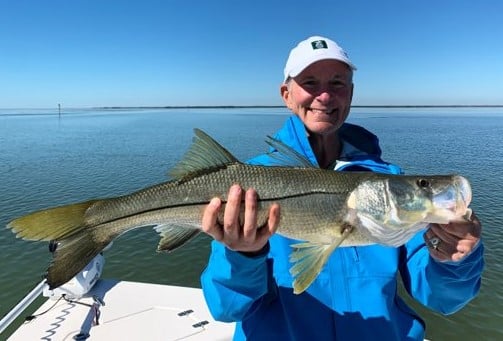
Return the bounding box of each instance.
[94,104,503,110]
[1,104,503,110]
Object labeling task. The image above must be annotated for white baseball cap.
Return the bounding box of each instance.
[283,36,356,82]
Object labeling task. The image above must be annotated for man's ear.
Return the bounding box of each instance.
[280,83,290,106]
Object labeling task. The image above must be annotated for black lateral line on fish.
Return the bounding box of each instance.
[86,190,342,227]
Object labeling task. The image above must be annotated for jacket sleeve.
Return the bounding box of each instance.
[200,240,272,322]
[400,231,484,314]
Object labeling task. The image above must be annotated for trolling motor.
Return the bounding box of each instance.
[0,241,107,333]
[43,240,105,299]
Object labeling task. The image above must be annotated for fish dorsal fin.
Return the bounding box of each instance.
[264,136,315,168]
[169,128,239,179]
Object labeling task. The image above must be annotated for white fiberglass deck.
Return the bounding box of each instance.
[8,279,234,340]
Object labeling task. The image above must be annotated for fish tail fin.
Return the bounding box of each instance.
[7,200,101,241]
[289,242,336,294]
[46,229,108,289]
[155,224,201,252]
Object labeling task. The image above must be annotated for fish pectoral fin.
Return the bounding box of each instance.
[289,226,353,295]
[155,224,201,252]
[289,242,337,295]
[7,200,101,241]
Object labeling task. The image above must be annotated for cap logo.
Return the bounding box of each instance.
[311,40,328,50]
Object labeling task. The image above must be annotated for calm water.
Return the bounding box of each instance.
[0,108,501,340]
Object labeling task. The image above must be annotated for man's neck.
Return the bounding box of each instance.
[308,132,341,169]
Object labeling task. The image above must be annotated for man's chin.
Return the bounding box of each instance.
[305,121,342,135]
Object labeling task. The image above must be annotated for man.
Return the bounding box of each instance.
[200,36,483,340]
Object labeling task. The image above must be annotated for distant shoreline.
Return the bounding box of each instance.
[93,104,503,110]
[1,105,502,111]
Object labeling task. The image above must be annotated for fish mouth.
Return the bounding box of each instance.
[430,175,472,221]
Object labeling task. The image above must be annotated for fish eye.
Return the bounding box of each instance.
[416,179,430,188]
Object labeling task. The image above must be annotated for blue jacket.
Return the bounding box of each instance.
[201,115,484,340]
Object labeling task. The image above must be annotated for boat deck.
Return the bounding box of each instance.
[8,279,234,340]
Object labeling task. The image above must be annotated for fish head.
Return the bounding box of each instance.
[348,174,472,230]
[387,174,472,225]
[419,175,472,223]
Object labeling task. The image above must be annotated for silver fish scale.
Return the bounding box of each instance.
[83,164,367,228]
[352,180,389,220]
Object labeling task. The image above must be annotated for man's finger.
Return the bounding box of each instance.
[202,197,223,241]
[223,185,242,239]
[243,188,258,240]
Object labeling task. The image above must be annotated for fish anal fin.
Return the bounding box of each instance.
[155,224,201,252]
[7,200,101,241]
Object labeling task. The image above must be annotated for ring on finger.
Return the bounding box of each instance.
[428,236,441,251]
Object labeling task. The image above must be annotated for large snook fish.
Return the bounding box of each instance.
[7,129,472,294]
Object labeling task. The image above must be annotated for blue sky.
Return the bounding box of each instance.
[1,0,502,108]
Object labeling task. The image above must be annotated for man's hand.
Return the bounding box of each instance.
[424,211,482,262]
[202,184,280,253]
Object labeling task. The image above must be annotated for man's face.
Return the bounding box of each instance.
[281,59,354,136]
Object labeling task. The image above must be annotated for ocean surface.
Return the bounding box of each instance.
[0,107,501,340]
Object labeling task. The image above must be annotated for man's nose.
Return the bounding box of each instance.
[315,89,333,103]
